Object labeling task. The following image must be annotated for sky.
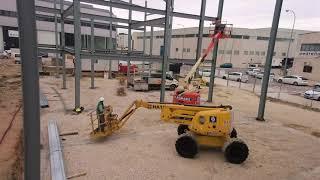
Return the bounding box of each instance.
[91,0,320,32]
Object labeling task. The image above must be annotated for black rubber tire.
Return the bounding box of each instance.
[222,76,226,79]
[230,128,237,138]
[169,84,177,91]
[223,138,249,164]
[177,124,189,135]
[293,82,298,86]
[278,79,282,83]
[175,134,198,158]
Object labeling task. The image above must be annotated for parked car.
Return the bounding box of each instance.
[315,83,320,89]
[277,75,308,86]
[246,68,261,76]
[199,69,211,77]
[304,88,320,101]
[219,63,233,68]
[256,72,275,79]
[222,72,248,83]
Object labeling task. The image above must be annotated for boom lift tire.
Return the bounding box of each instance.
[223,138,249,164]
[175,133,198,158]
[177,124,189,135]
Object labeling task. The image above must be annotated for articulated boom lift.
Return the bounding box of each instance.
[173,22,232,105]
[89,100,249,164]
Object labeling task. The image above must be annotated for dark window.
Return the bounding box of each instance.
[242,35,250,39]
[301,43,320,51]
[257,36,269,41]
[176,48,179,52]
[203,34,209,37]
[303,65,313,73]
[231,35,242,39]
[185,34,195,38]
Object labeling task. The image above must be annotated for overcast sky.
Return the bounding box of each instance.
[92,0,320,32]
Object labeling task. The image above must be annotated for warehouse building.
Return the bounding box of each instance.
[291,32,320,81]
[132,27,309,68]
[0,0,117,71]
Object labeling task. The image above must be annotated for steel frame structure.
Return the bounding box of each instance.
[16,0,283,179]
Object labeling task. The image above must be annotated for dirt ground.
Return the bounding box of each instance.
[39,76,320,180]
[0,59,23,180]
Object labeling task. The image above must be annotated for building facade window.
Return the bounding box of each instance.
[250,51,254,55]
[176,48,179,52]
[242,35,250,39]
[257,36,269,41]
[226,50,232,54]
[244,51,248,55]
[255,51,260,56]
[219,50,224,54]
[183,48,186,52]
[300,43,320,51]
[231,35,242,39]
[187,48,190,52]
[261,51,265,56]
[234,50,240,55]
[282,52,286,56]
[303,65,312,73]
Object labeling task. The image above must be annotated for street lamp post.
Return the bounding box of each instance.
[177,24,185,59]
[284,9,296,75]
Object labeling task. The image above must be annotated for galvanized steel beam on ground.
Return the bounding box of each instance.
[48,120,66,180]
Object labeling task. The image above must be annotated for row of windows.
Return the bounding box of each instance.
[300,43,320,51]
[0,9,117,31]
[218,50,287,56]
[137,35,293,41]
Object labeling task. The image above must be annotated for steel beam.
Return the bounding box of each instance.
[90,18,95,88]
[142,0,147,70]
[60,0,67,89]
[54,0,60,78]
[81,0,215,21]
[160,0,173,102]
[74,0,81,108]
[63,3,74,18]
[150,26,154,56]
[131,17,165,29]
[208,0,224,102]
[16,0,40,179]
[48,120,66,180]
[257,0,283,121]
[127,0,132,81]
[108,3,113,79]
[195,0,206,78]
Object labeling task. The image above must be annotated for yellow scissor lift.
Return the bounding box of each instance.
[89,100,248,164]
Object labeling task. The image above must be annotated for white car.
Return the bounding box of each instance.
[246,68,261,76]
[256,72,275,79]
[199,69,211,77]
[304,88,320,101]
[277,75,308,86]
[222,72,249,83]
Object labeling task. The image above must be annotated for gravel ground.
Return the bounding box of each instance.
[40,76,320,180]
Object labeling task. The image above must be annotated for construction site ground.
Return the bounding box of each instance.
[0,59,23,180]
[39,76,320,180]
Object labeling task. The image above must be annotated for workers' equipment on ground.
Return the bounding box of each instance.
[174,22,232,105]
[73,107,84,114]
[89,100,248,164]
[117,87,126,96]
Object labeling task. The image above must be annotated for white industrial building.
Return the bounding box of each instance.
[291,32,320,81]
[132,27,309,68]
[0,0,117,71]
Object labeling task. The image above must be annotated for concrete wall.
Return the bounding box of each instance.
[291,32,320,81]
[132,27,309,68]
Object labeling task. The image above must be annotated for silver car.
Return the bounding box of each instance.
[304,88,320,101]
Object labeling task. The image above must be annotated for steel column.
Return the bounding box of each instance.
[208,0,224,102]
[54,0,59,78]
[60,0,66,89]
[160,0,173,102]
[16,0,40,179]
[257,0,283,121]
[74,0,81,108]
[90,18,95,89]
[142,0,147,70]
[127,0,132,80]
[195,0,206,77]
[108,2,113,79]
[149,26,153,69]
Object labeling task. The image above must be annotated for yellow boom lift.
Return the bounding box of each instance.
[89,100,249,164]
